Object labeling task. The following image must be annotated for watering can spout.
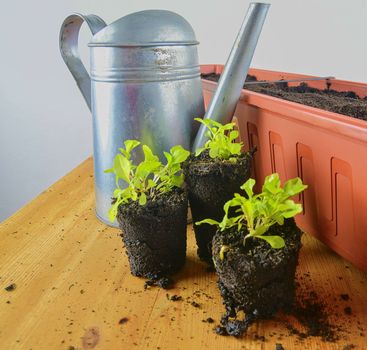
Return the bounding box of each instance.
[59,13,107,111]
[192,2,270,151]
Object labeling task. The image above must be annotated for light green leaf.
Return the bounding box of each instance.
[171,174,184,188]
[108,201,119,222]
[114,154,131,183]
[135,159,161,179]
[170,145,190,163]
[164,151,172,164]
[263,173,281,194]
[209,147,219,159]
[229,130,239,141]
[139,193,147,206]
[257,235,285,249]
[241,178,255,198]
[147,179,157,189]
[195,147,205,157]
[281,203,303,218]
[284,177,308,196]
[252,225,269,236]
[195,218,220,226]
[124,140,140,154]
[142,145,159,163]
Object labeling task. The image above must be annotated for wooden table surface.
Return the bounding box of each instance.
[1,158,366,350]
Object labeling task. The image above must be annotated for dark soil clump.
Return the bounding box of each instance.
[344,306,352,315]
[212,218,302,337]
[169,294,182,301]
[118,317,129,325]
[191,301,200,308]
[4,283,16,291]
[202,73,367,121]
[117,189,187,283]
[183,149,254,264]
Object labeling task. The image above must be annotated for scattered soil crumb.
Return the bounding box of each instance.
[118,317,129,325]
[202,317,215,323]
[275,344,285,350]
[68,346,76,350]
[344,307,352,315]
[169,294,182,301]
[5,283,16,291]
[342,345,356,350]
[254,335,266,342]
[191,301,200,308]
[340,294,350,301]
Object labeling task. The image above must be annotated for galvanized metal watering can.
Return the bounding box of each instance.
[60,10,205,226]
[59,4,269,227]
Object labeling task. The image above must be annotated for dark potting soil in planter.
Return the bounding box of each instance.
[183,150,254,265]
[117,188,188,286]
[202,73,367,121]
[212,218,302,336]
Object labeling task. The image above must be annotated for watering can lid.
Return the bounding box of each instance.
[89,10,198,47]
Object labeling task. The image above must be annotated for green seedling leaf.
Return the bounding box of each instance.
[284,177,308,196]
[124,140,140,154]
[114,154,131,183]
[229,130,239,141]
[164,151,173,164]
[170,145,190,163]
[263,173,282,194]
[241,178,255,198]
[195,147,205,157]
[142,145,159,163]
[108,202,119,222]
[257,235,285,249]
[195,218,220,226]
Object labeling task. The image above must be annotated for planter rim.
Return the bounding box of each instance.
[201,64,367,144]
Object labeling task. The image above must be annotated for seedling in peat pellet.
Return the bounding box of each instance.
[197,173,307,252]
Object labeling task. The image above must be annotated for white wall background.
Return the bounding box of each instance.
[1,0,366,222]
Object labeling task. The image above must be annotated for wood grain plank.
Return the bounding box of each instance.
[0,158,366,349]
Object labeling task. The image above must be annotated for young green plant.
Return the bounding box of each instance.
[194,118,243,161]
[105,140,190,222]
[196,173,307,254]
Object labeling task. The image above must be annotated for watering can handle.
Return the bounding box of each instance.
[59,13,107,111]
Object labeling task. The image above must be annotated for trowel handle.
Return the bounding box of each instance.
[59,13,106,111]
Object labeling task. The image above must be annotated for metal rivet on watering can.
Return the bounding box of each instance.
[59,10,205,227]
[193,2,270,151]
